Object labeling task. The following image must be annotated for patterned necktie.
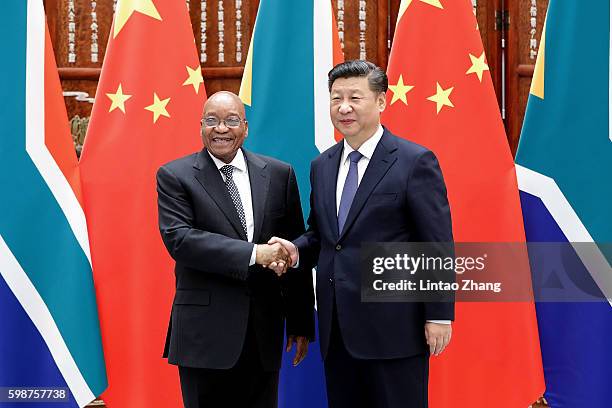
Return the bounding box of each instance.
[338,150,363,233]
[219,165,248,237]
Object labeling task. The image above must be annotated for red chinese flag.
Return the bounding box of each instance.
[383,0,544,406]
[79,0,206,406]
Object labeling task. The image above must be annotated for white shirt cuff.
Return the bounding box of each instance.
[292,248,300,268]
[426,320,451,324]
[249,244,257,266]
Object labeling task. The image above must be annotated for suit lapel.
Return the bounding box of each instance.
[244,150,269,243]
[193,149,248,240]
[338,130,397,242]
[323,142,344,240]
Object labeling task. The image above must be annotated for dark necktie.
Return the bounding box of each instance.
[220,165,248,237]
[338,150,363,233]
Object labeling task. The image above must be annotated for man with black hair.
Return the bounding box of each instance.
[270,61,454,408]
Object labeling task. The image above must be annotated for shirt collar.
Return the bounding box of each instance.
[341,125,384,164]
[208,148,248,174]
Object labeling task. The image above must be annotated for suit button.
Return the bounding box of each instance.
[335,244,342,251]
[329,278,334,286]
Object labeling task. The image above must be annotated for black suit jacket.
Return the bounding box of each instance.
[294,128,454,360]
[157,148,314,371]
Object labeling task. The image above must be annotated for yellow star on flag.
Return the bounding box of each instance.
[426,82,454,114]
[144,93,171,123]
[182,65,204,94]
[404,0,443,9]
[388,75,414,105]
[418,0,443,8]
[113,0,162,38]
[400,1,443,23]
[466,51,490,82]
[106,83,132,114]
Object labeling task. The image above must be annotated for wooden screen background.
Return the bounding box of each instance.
[506,0,548,154]
[43,0,548,154]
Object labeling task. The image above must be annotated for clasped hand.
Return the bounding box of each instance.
[255,237,298,276]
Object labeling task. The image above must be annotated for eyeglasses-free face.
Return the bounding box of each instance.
[330,76,386,145]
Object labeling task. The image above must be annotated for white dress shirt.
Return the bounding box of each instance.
[336,125,450,325]
[208,149,258,265]
[336,125,384,215]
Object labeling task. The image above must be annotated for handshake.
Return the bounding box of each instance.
[255,237,298,276]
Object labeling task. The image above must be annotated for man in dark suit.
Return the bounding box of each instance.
[157,91,314,408]
[270,61,454,408]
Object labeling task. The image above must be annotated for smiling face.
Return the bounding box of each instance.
[329,76,386,148]
[201,92,248,163]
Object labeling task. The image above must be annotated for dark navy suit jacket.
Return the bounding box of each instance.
[294,128,454,360]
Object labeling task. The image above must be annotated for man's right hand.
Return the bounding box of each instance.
[256,242,290,270]
[267,237,298,276]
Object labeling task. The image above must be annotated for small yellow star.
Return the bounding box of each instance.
[106,83,132,114]
[144,93,171,123]
[388,75,415,105]
[426,82,454,114]
[466,51,490,82]
[113,0,162,38]
[182,65,204,94]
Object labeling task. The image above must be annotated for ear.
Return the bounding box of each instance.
[377,92,387,112]
[244,120,249,138]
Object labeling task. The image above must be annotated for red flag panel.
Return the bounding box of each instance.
[80,1,206,406]
[383,1,544,406]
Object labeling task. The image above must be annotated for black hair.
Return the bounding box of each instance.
[327,60,388,93]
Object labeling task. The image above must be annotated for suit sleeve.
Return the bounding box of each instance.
[292,163,321,270]
[282,166,315,340]
[157,165,253,281]
[407,151,455,321]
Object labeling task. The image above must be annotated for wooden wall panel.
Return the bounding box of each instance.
[45,0,112,68]
[507,0,548,155]
[45,0,113,121]
[477,0,503,106]
[61,80,97,117]
[332,0,381,65]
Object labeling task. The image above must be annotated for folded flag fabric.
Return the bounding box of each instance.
[0,1,106,406]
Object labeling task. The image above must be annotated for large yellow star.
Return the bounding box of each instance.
[466,51,490,82]
[388,75,414,105]
[418,0,443,8]
[426,82,454,114]
[404,0,443,9]
[106,83,132,114]
[182,65,204,94]
[144,93,171,123]
[399,0,444,23]
[113,0,162,38]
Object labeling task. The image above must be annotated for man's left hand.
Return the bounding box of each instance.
[286,335,309,366]
[424,322,452,356]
